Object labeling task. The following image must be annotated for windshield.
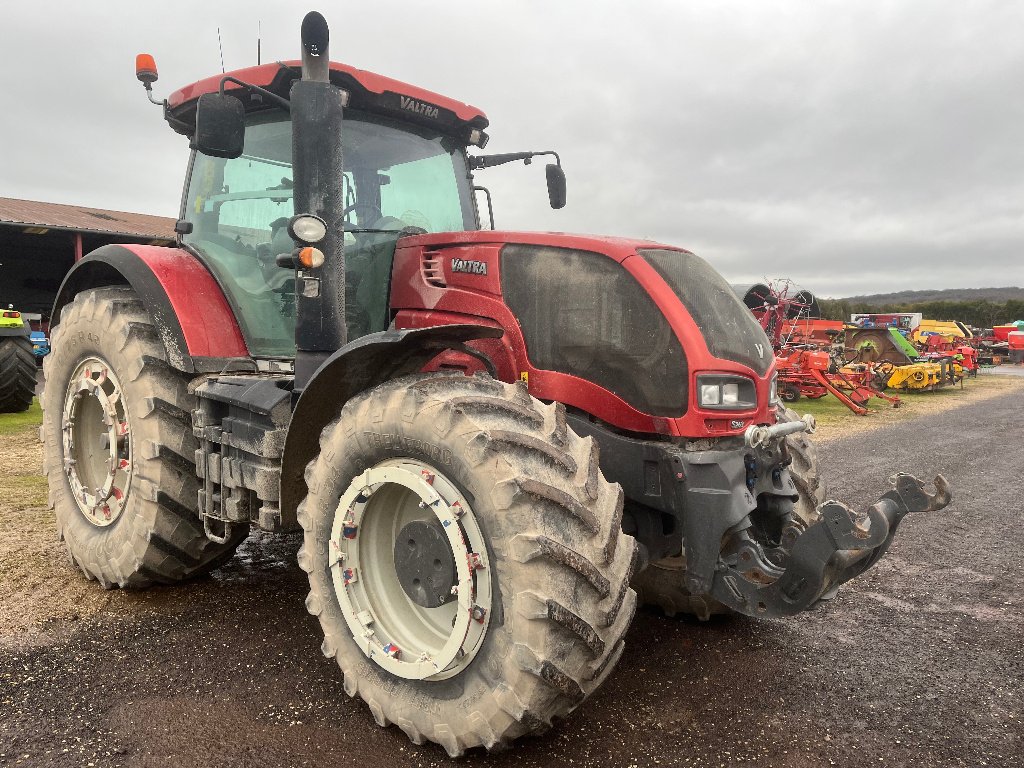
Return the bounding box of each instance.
[182,110,477,357]
[641,249,773,375]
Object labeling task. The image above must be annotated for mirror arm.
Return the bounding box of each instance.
[470,149,561,171]
[473,186,495,230]
[218,76,291,112]
[533,150,561,167]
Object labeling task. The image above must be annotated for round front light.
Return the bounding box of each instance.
[289,213,328,244]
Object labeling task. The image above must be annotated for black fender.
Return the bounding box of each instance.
[0,327,31,338]
[279,324,504,526]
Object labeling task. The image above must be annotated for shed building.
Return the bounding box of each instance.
[0,197,174,327]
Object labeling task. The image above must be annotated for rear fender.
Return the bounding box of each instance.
[51,244,248,373]
[279,324,504,527]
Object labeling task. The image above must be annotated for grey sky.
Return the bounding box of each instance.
[2,0,1022,297]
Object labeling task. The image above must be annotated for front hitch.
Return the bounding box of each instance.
[710,473,952,616]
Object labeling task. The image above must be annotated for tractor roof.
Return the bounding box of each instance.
[166,61,488,142]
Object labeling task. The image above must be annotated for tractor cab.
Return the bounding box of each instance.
[178,106,477,355]
[162,58,565,366]
[166,63,486,358]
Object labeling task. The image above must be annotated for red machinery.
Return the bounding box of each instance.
[1009,331,1024,363]
[776,347,901,415]
[739,281,901,414]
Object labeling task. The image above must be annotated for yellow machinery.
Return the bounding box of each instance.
[886,361,963,390]
[912,320,972,347]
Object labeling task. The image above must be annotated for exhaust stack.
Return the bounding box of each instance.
[291,11,348,389]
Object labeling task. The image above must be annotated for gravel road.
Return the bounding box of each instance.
[1,388,1020,767]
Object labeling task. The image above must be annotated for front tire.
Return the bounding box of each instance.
[0,335,35,413]
[298,374,637,755]
[42,287,247,588]
[779,405,827,527]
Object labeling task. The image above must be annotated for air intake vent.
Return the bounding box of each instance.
[421,250,446,287]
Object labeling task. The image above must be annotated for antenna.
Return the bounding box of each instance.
[217,27,225,74]
[258,21,262,65]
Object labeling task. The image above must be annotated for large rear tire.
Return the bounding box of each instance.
[0,335,35,413]
[42,287,247,588]
[633,405,827,619]
[298,374,637,755]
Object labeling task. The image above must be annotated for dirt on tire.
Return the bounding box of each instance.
[298,373,638,755]
[41,286,247,589]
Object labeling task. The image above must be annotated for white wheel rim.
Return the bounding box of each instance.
[61,356,132,527]
[329,459,493,681]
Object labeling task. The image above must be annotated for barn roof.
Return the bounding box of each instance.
[0,197,175,240]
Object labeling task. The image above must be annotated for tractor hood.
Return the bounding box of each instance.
[391,229,777,439]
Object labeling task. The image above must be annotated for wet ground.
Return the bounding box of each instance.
[1,385,1021,767]
[980,365,1024,377]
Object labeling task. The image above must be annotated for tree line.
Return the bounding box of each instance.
[818,299,1024,330]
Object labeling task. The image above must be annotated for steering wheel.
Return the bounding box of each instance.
[342,202,384,227]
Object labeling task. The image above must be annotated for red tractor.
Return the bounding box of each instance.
[42,12,950,755]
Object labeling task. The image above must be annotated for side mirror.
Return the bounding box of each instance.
[191,93,245,159]
[546,163,566,209]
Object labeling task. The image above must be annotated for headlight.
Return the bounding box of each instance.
[288,213,328,244]
[697,375,757,410]
[769,373,780,405]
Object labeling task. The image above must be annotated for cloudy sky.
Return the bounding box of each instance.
[2,0,1022,297]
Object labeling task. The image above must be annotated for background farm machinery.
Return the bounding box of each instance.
[736,283,980,416]
[846,315,972,386]
[970,321,1024,365]
[736,282,903,415]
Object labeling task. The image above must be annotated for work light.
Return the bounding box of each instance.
[289,213,328,244]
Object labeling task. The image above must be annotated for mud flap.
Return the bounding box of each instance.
[710,474,951,616]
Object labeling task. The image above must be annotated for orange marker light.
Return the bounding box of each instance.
[135,53,159,84]
[298,247,325,269]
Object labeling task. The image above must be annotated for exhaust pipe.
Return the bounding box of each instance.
[300,12,330,82]
[291,11,349,389]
